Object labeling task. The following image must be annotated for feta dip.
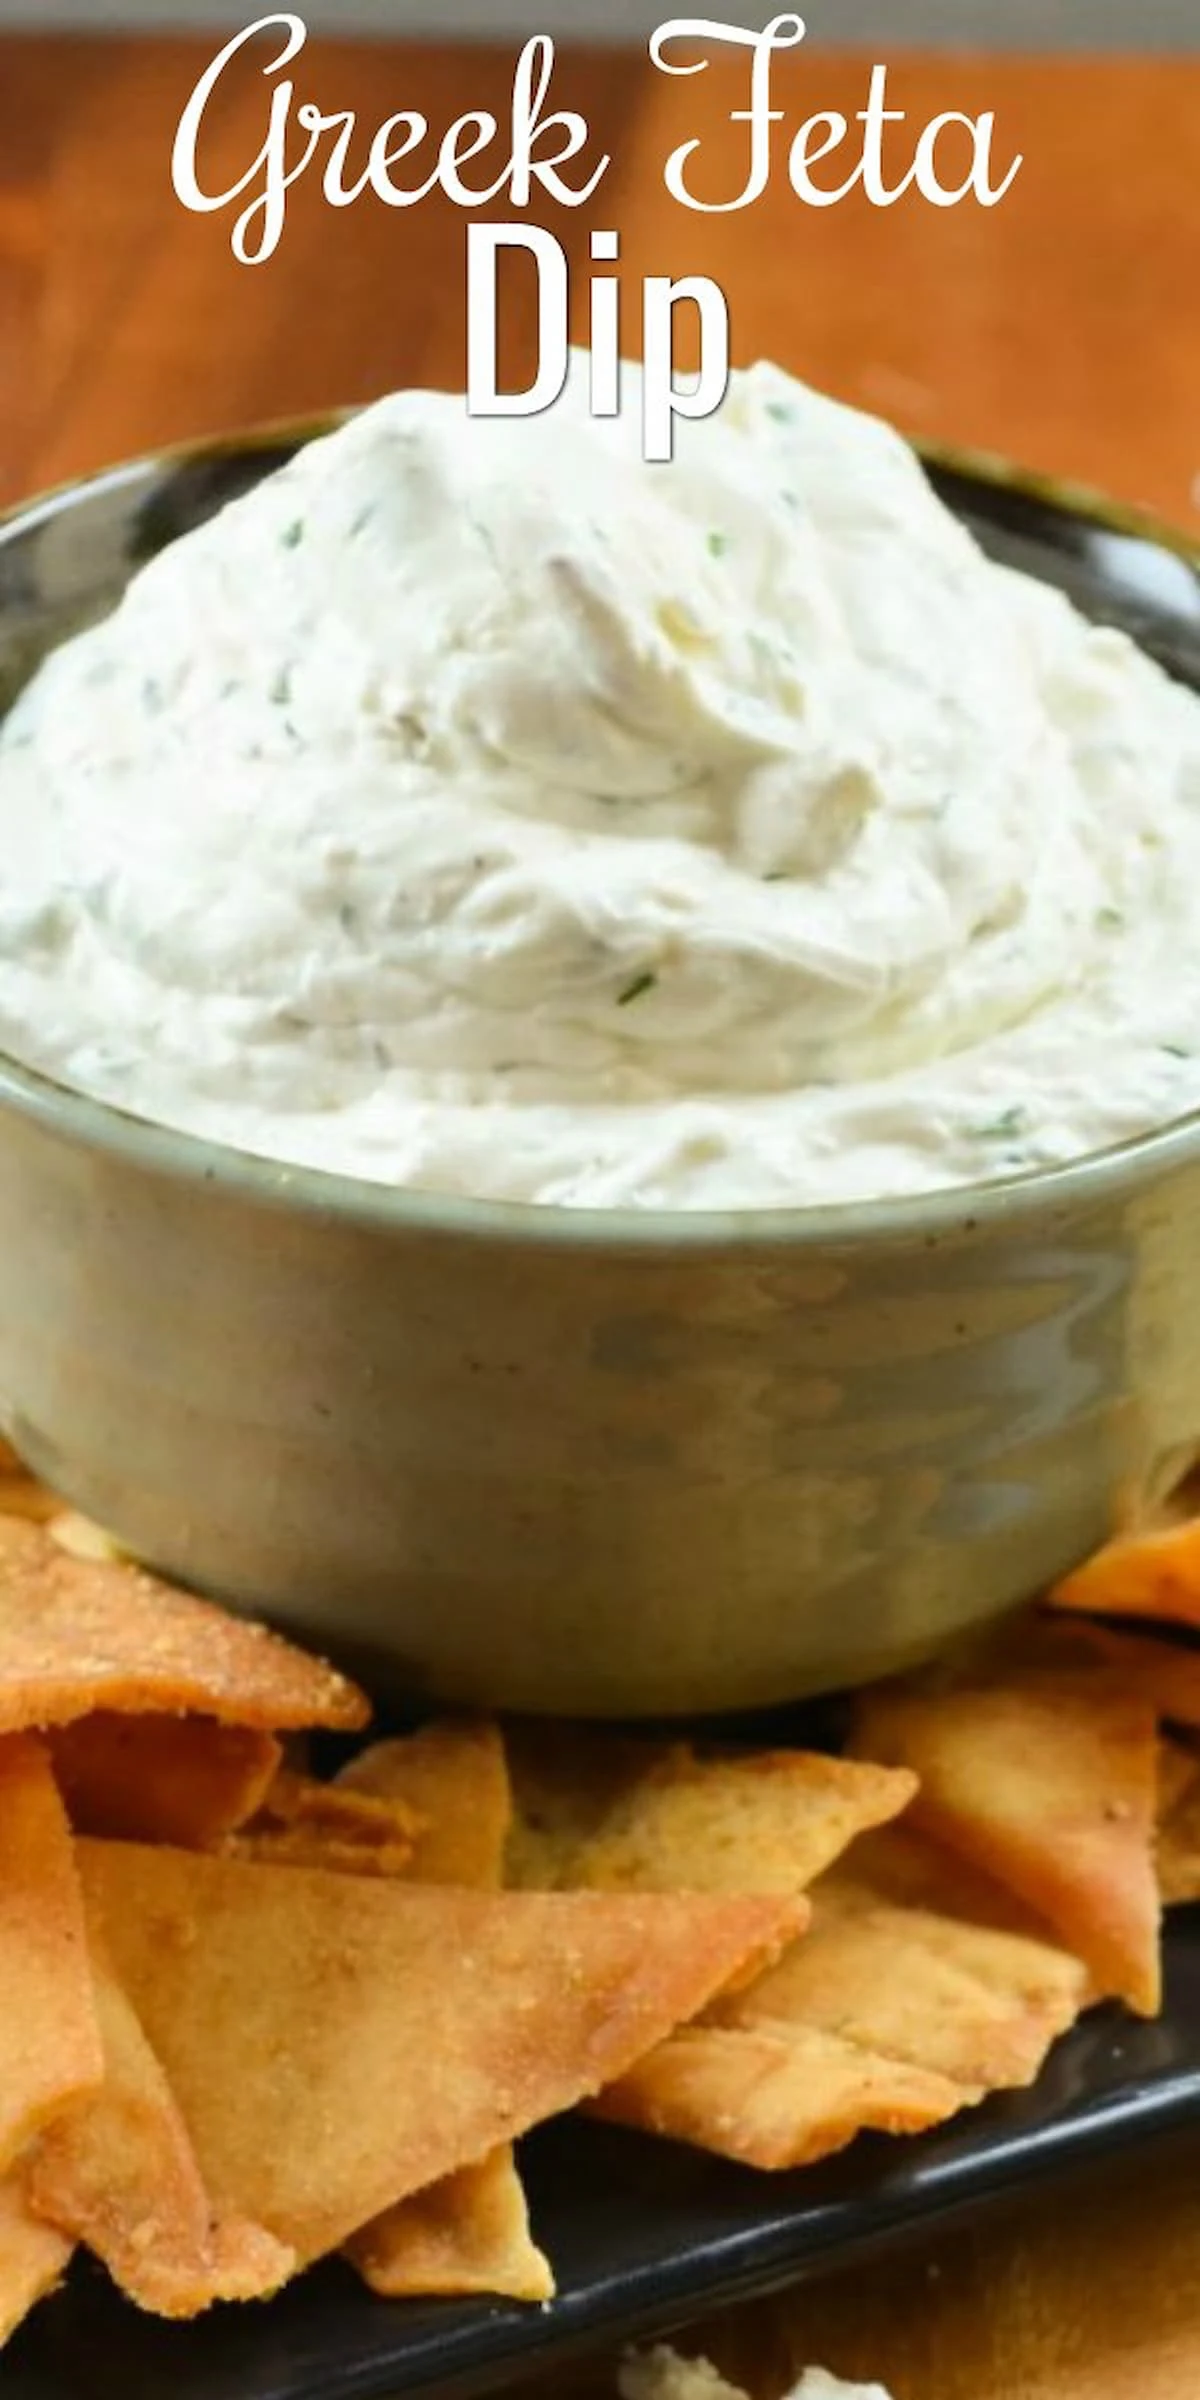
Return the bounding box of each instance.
[619,2346,894,2400]
[1,354,1199,1212]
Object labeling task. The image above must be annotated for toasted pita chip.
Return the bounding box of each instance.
[852,1673,1160,2015]
[712,1878,1089,2090]
[504,1726,663,1885]
[342,1721,548,2301]
[828,1819,1054,1940]
[1156,1739,1200,1905]
[29,1928,293,2319]
[0,1734,102,2173]
[0,1461,58,1523]
[1020,1617,1200,1737]
[506,1726,915,1895]
[339,1720,511,1886]
[1157,1809,1200,1905]
[593,2022,969,2170]
[0,2175,73,2346]
[78,1841,801,2263]
[50,1715,282,1846]
[1157,1737,1200,1826]
[0,1517,367,1735]
[347,2145,552,2303]
[1049,1511,1200,1631]
[225,1767,420,1878]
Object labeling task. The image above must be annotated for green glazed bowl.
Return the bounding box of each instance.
[0,424,1198,1716]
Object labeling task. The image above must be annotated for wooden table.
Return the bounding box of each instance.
[0,35,1198,530]
[2,28,1200,2397]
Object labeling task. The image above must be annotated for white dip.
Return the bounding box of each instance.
[618,2347,894,2400]
[1,355,1199,1211]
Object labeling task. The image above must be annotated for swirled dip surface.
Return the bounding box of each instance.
[1,358,1199,1210]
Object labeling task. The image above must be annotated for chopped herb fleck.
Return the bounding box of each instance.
[471,515,501,566]
[338,901,358,934]
[270,667,293,708]
[766,401,795,426]
[971,1104,1027,1142]
[349,505,375,538]
[142,677,166,714]
[281,519,305,550]
[707,530,731,560]
[749,632,776,673]
[1162,1042,1191,1059]
[763,871,790,883]
[1097,905,1125,930]
[618,972,658,1007]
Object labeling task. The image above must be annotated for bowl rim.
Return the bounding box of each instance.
[1,412,1199,1255]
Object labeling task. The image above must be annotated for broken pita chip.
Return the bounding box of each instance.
[506,1725,915,1895]
[852,1672,1160,2015]
[50,1715,282,1847]
[1049,1511,1200,1631]
[346,2145,553,2303]
[342,1721,546,2300]
[224,1767,420,1878]
[712,1879,1089,2091]
[593,2022,970,2170]
[0,1516,367,1736]
[78,1841,802,2263]
[28,1926,293,2319]
[339,1720,511,1886]
[0,1733,102,2173]
[0,2175,73,2347]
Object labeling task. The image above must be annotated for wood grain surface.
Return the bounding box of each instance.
[0,36,1197,530]
[1,27,1199,2396]
[550,2135,1200,2400]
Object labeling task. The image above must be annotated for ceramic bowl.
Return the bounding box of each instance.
[0,426,1198,1715]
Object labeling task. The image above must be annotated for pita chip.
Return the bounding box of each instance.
[1049,1511,1200,1631]
[339,1719,511,1886]
[852,1671,1160,2015]
[712,1878,1089,2091]
[827,1819,1055,1941]
[347,2145,552,2303]
[0,1458,57,1525]
[1023,1616,1200,1738]
[507,1725,914,1894]
[593,2022,968,2171]
[50,1714,282,1847]
[0,1516,366,1735]
[0,1733,102,2173]
[224,1767,419,1878]
[1156,1739,1200,1905]
[342,1721,550,2302]
[1157,1737,1200,1826]
[77,1841,801,2263]
[29,1929,293,2319]
[0,2176,73,2347]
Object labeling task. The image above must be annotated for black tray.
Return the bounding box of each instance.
[7,1913,1200,2400]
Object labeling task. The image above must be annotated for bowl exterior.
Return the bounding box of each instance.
[1,1103,1199,1714]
